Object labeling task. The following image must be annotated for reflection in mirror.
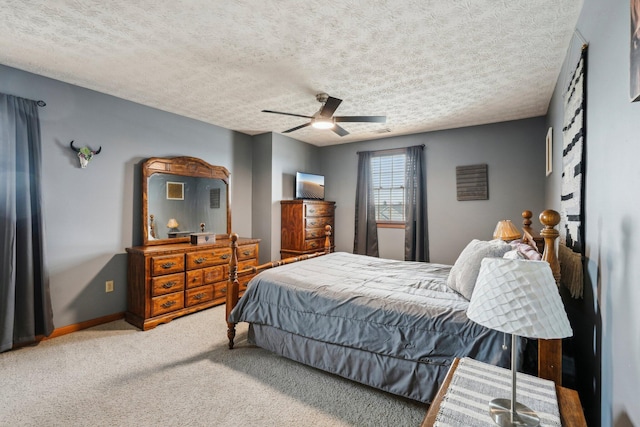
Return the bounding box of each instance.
[147,173,227,240]
[141,157,230,246]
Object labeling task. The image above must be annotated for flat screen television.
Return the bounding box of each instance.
[295,172,325,200]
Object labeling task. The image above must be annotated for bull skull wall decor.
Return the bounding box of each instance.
[70,140,101,168]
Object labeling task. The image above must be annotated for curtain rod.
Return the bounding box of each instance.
[1,92,46,106]
[356,144,424,155]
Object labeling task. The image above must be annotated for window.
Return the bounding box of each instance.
[371,153,406,224]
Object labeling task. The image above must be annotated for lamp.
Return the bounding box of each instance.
[467,258,572,426]
[311,117,334,129]
[166,218,179,232]
[493,219,522,241]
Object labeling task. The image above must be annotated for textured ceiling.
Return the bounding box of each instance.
[0,1,583,147]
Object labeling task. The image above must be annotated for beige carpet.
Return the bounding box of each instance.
[0,305,426,426]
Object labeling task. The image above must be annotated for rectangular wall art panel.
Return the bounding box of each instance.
[456,164,488,201]
[560,47,587,253]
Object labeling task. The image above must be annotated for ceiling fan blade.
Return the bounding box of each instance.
[283,122,312,133]
[334,116,387,123]
[319,96,342,117]
[332,124,349,137]
[262,109,313,119]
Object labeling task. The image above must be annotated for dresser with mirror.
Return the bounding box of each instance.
[125,156,259,330]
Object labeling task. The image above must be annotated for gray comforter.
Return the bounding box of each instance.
[229,252,510,368]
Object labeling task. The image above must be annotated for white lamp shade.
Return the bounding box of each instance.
[467,258,572,339]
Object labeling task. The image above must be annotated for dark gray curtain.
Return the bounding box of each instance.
[1,94,53,352]
[353,151,378,256]
[404,146,429,262]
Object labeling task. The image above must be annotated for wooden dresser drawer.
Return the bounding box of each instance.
[151,272,185,297]
[150,254,185,276]
[203,265,225,284]
[305,228,329,239]
[305,204,334,217]
[186,269,203,289]
[304,238,325,251]
[185,285,214,306]
[151,292,184,317]
[238,274,254,290]
[237,243,258,260]
[238,259,258,271]
[186,247,231,269]
[212,282,228,301]
[305,217,333,229]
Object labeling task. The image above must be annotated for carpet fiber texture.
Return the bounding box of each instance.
[0,305,425,426]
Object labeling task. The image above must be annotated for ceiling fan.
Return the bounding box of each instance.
[262,93,386,137]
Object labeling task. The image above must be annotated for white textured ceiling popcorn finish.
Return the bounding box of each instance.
[0,1,583,146]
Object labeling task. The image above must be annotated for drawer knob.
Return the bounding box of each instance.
[220,254,229,260]
[194,293,205,300]
[162,281,176,289]
[310,242,318,248]
[195,257,207,264]
[220,287,227,293]
[161,300,176,308]
[308,208,316,213]
[161,262,176,269]
[242,250,251,256]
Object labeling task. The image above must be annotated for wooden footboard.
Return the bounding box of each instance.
[226,225,332,349]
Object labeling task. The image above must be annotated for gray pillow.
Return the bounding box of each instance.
[447,239,512,300]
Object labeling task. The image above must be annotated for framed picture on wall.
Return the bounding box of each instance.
[166,181,184,200]
[632,0,640,101]
[546,127,553,176]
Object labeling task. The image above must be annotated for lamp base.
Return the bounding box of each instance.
[489,398,540,426]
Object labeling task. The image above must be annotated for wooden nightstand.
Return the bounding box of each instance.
[421,358,587,427]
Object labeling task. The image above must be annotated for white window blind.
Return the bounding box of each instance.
[371,153,406,222]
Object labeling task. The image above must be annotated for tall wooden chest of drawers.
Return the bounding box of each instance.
[280,200,335,259]
[126,237,259,330]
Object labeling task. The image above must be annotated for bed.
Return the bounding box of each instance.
[225,209,563,404]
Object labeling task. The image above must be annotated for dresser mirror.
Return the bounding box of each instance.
[141,156,230,246]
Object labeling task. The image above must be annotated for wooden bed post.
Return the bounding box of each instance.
[522,209,564,384]
[537,209,563,385]
[226,233,240,349]
[324,224,332,254]
[226,225,332,349]
[540,209,561,284]
[521,209,534,236]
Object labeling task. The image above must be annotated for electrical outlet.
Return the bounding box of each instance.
[105,280,114,293]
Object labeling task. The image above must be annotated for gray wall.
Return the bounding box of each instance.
[0,64,254,329]
[251,132,273,263]
[545,1,640,425]
[320,117,546,265]
[271,133,321,260]
[250,132,320,263]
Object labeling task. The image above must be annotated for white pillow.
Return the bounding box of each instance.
[447,239,512,300]
[503,249,526,260]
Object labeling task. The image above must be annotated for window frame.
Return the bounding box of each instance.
[370,149,406,227]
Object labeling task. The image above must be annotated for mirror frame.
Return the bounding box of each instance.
[142,156,231,246]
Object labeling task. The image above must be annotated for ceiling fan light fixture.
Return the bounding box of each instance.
[311,117,334,129]
[262,93,385,137]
